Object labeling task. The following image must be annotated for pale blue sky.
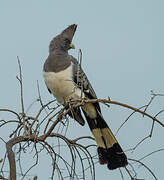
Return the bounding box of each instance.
[0,0,164,179]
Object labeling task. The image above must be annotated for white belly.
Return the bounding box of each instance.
[43,65,84,103]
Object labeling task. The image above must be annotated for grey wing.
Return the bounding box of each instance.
[70,56,101,113]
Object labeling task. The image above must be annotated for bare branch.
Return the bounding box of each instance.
[16,56,26,135]
[128,159,158,180]
[1,60,164,179]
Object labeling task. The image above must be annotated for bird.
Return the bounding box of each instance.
[43,24,128,170]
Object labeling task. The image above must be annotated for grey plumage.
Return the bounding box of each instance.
[44,53,71,73]
[43,24,128,170]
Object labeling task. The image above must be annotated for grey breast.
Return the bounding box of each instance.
[43,53,71,73]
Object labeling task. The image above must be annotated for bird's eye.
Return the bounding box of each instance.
[64,38,71,44]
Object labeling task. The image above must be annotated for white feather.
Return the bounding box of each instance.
[43,64,84,103]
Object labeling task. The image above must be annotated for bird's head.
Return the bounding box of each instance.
[49,24,77,53]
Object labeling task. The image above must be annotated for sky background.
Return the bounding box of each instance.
[0,0,164,179]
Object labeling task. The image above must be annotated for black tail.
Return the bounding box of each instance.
[82,103,128,170]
